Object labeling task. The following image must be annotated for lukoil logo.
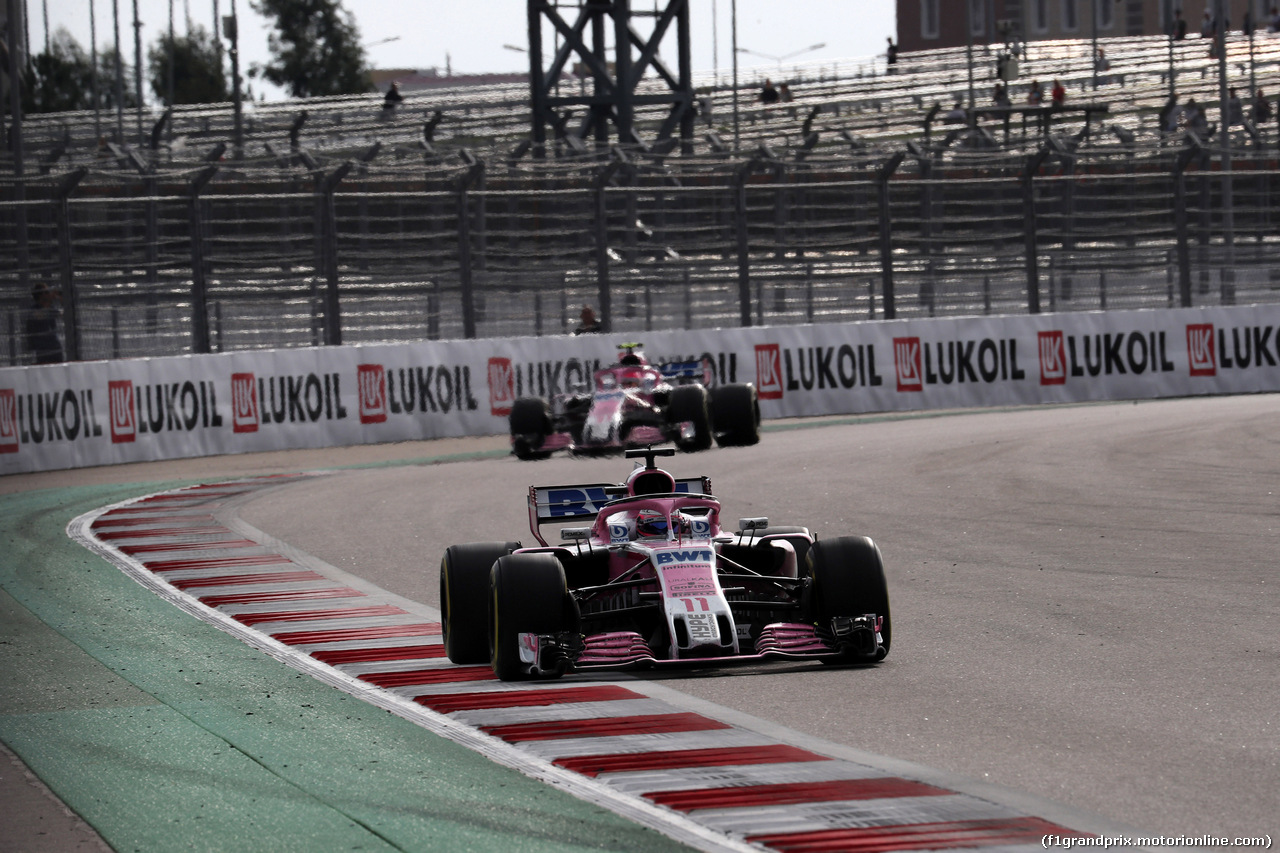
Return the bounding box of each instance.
[488,357,514,416]
[754,344,783,399]
[231,373,259,433]
[0,389,18,453]
[1187,324,1216,376]
[1038,331,1067,385]
[357,364,387,423]
[108,380,136,443]
[893,337,923,392]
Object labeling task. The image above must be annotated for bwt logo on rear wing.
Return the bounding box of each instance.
[659,359,714,386]
[528,477,713,542]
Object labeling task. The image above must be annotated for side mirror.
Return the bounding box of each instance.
[561,527,592,542]
[738,517,769,532]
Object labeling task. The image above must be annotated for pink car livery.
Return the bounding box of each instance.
[508,343,760,458]
[440,447,891,680]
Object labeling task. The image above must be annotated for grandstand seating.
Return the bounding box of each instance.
[9,31,1280,173]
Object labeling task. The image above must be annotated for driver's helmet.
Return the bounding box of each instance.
[635,509,670,539]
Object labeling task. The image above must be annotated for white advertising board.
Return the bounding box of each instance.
[2,306,1277,474]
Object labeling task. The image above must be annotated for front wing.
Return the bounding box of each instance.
[516,615,885,677]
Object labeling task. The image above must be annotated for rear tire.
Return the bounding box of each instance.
[510,397,552,460]
[710,383,761,447]
[806,536,891,657]
[667,385,712,451]
[489,553,575,681]
[440,542,520,664]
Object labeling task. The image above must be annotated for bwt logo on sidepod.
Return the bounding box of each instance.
[488,357,514,417]
[1186,324,1216,376]
[1038,331,1067,385]
[357,364,387,423]
[754,344,783,399]
[0,389,18,453]
[108,380,136,443]
[231,372,259,433]
[893,337,923,392]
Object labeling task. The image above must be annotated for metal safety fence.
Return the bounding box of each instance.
[2,137,1278,366]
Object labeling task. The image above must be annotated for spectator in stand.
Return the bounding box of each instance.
[1026,80,1044,105]
[778,82,793,103]
[759,79,779,105]
[26,281,63,364]
[1051,79,1066,107]
[1095,47,1110,71]
[886,37,899,71]
[1252,88,1273,126]
[1201,9,1215,37]
[1227,87,1244,127]
[382,81,404,112]
[1269,6,1280,32]
[1160,95,1181,135]
[993,82,1011,108]
[1184,97,1209,136]
[1174,8,1188,39]
[574,305,601,335]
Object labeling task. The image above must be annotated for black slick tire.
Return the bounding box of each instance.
[806,535,892,657]
[489,553,574,681]
[510,397,552,460]
[440,541,519,664]
[667,385,713,451]
[710,383,761,447]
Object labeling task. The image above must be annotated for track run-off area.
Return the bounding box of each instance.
[2,395,1276,851]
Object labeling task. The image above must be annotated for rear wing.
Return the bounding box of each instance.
[528,477,713,545]
[658,358,714,386]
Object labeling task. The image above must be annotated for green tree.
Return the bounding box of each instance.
[22,29,95,113]
[251,0,372,98]
[148,25,229,105]
[92,47,141,111]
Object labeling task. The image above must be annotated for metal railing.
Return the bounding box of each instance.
[4,32,1279,366]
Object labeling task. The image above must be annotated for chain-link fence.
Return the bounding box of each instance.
[3,140,1278,366]
[4,30,1280,366]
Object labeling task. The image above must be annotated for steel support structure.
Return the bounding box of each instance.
[525,0,694,156]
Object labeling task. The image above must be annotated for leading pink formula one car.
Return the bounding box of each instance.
[440,447,891,681]
[508,343,760,459]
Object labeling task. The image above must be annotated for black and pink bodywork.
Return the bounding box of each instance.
[440,448,891,681]
[507,344,760,459]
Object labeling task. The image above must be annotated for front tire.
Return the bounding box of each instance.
[440,542,520,664]
[807,535,891,658]
[510,397,552,460]
[667,385,713,451]
[710,383,761,447]
[489,553,576,681]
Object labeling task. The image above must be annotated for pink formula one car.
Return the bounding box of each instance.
[440,447,891,681]
[508,343,760,459]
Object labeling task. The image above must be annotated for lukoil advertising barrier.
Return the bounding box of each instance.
[2,305,1277,475]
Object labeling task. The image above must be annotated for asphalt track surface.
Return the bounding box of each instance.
[3,394,1277,850]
